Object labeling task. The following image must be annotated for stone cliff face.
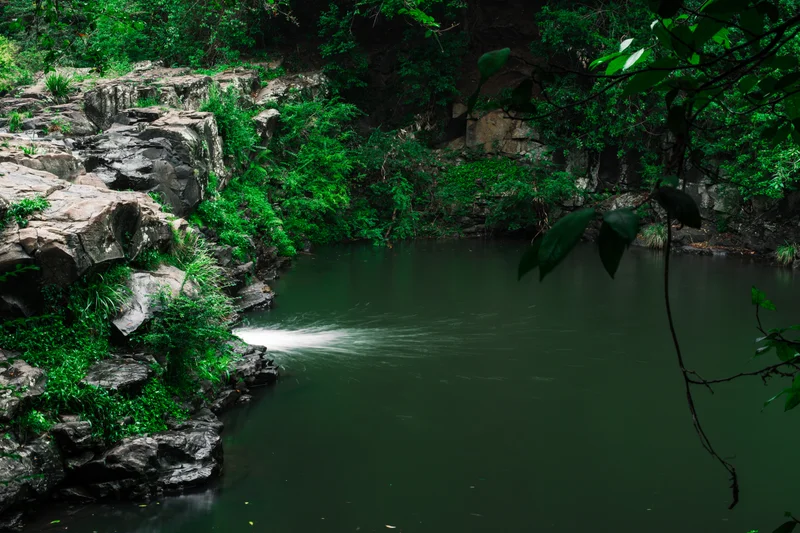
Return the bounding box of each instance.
[0,62,328,530]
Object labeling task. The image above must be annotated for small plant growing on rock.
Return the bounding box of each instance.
[48,117,72,134]
[5,196,49,227]
[7,111,26,133]
[136,97,159,108]
[641,223,667,249]
[44,72,73,99]
[19,143,37,156]
[776,242,797,266]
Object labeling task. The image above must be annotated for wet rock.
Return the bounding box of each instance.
[0,350,46,423]
[112,266,194,337]
[227,342,279,388]
[50,421,94,455]
[0,435,65,525]
[77,437,159,499]
[0,163,173,289]
[154,424,223,492]
[209,390,241,413]
[82,354,155,395]
[235,281,274,312]
[253,109,280,143]
[255,72,329,105]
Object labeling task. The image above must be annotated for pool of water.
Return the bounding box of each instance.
[27,240,800,532]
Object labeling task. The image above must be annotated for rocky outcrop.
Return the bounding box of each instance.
[227,342,279,388]
[0,351,46,423]
[77,110,226,215]
[234,281,274,312]
[83,67,261,131]
[255,72,329,105]
[153,414,223,491]
[112,265,194,337]
[82,354,156,395]
[0,164,173,290]
[253,108,280,144]
[0,135,83,181]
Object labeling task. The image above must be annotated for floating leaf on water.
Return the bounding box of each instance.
[50,520,61,524]
[249,521,254,526]
[386,526,397,529]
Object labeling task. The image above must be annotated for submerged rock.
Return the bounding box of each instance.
[0,350,46,423]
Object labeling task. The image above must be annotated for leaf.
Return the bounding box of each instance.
[604,208,640,243]
[739,7,765,37]
[598,222,628,279]
[764,388,790,408]
[775,72,800,92]
[620,38,634,52]
[772,124,792,148]
[623,49,650,71]
[763,55,799,70]
[589,52,622,70]
[774,341,797,362]
[654,187,702,228]
[657,0,684,17]
[773,520,798,533]
[50,520,61,525]
[703,0,751,16]
[738,75,759,93]
[606,55,630,76]
[478,48,511,80]
[538,209,597,281]
[751,286,777,310]
[518,237,542,280]
[785,392,800,412]
[621,68,672,97]
[691,18,724,49]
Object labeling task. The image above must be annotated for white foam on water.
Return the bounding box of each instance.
[233,322,442,359]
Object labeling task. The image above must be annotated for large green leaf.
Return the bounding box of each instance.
[772,520,798,533]
[518,237,542,280]
[478,48,511,80]
[739,7,765,37]
[785,392,800,412]
[751,286,777,310]
[774,341,797,362]
[604,208,640,243]
[538,209,597,281]
[598,222,628,279]
[619,38,634,52]
[606,55,630,76]
[775,72,800,92]
[621,69,672,97]
[623,49,650,71]
[763,55,799,69]
[691,17,724,49]
[654,187,702,228]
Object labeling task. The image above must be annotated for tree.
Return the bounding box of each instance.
[473,0,800,518]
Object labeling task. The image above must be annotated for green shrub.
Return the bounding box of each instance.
[776,242,797,266]
[199,85,258,167]
[136,97,160,108]
[138,231,235,386]
[642,223,667,249]
[44,72,72,98]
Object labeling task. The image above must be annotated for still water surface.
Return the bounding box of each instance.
[28,241,800,532]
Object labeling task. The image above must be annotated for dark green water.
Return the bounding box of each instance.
[29,241,800,533]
